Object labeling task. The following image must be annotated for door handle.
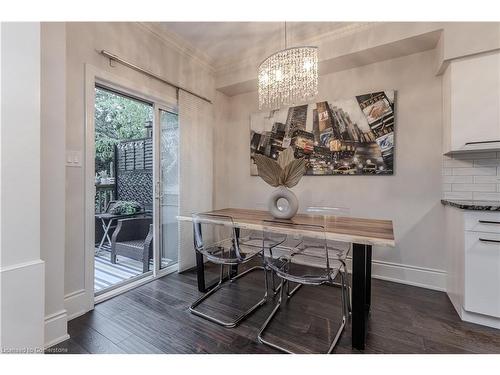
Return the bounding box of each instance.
[478,220,500,225]
[155,181,161,200]
[465,140,500,145]
[479,238,500,244]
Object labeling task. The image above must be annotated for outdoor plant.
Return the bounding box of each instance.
[109,201,142,215]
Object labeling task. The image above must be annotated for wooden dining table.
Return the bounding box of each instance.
[178,207,395,351]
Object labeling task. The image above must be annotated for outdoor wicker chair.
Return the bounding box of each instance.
[110,217,153,273]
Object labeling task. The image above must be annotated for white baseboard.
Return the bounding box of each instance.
[0,259,45,351]
[346,257,447,292]
[44,334,70,350]
[64,289,90,320]
[460,307,500,329]
[44,309,69,348]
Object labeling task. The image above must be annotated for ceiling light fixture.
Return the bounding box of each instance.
[258,22,318,110]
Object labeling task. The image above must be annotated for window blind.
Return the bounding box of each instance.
[178,90,214,271]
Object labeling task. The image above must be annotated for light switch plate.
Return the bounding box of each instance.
[66,150,82,167]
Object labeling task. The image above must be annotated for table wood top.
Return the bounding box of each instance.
[178,208,395,247]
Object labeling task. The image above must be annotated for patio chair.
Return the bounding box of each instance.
[110,217,153,273]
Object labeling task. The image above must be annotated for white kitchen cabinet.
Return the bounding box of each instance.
[443,51,500,154]
[444,206,500,328]
[464,232,500,317]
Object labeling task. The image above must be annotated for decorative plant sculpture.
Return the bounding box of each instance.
[253,148,306,219]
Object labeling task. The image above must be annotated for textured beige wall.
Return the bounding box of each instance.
[65,22,215,310]
[214,49,445,287]
[41,22,68,346]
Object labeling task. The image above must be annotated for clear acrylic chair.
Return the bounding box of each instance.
[257,219,348,354]
[304,206,352,313]
[236,203,271,249]
[236,204,285,294]
[189,213,268,328]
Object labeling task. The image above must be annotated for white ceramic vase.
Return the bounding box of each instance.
[268,186,299,220]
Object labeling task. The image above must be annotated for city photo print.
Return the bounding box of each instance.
[250,90,396,176]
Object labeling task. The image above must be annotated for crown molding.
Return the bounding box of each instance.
[137,22,215,73]
[213,22,380,74]
[138,21,383,77]
[299,21,379,47]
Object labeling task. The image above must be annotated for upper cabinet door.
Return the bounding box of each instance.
[443,52,500,154]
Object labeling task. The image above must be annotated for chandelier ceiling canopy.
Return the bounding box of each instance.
[258,23,318,110]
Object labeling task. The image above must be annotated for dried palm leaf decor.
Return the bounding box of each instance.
[253,148,306,219]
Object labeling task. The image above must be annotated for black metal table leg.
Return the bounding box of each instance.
[365,245,372,312]
[351,243,372,350]
[196,249,226,293]
[194,221,215,293]
[196,250,207,292]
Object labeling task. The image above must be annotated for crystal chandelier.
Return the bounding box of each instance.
[258,22,318,110]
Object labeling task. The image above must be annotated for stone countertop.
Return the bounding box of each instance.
[441,199,500,211]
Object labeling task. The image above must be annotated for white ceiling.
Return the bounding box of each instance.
[157,22,356,69]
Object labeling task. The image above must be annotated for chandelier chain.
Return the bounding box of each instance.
[284,21,287,49]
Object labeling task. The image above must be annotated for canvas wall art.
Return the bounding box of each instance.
[250,90,396,176]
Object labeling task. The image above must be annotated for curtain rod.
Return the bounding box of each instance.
[100,50,212,104]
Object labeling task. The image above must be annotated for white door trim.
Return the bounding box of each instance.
[153,104,180,276]
[83,64,177,314]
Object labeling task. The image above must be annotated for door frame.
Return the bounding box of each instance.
[84,64,178,308]
[153,104,180,276]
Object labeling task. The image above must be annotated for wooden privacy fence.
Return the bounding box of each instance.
[95,138,153,213]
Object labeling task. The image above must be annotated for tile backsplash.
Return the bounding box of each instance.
[443,151,500,201]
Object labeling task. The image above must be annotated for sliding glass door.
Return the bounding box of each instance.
[93,85,155,295]
[158,109,179,269]
[92,82,179,297]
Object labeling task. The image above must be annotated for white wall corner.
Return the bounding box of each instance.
[435,30,447,75]
[1,22,45,353]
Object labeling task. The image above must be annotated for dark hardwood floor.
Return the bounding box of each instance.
[47,261,500,354]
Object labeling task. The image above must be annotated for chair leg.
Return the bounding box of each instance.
[142,247,150,273]
[257,278,290,352]
[258,278,347,354]
[339,271,350,322]
[338,261,351,314]
[271,268,277,292]
[327,272,347,354]
[269,268,282,295]
[343,267,352,314]
[286,282,302,299]
[189,265,268,328]
[326,264,351,314]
